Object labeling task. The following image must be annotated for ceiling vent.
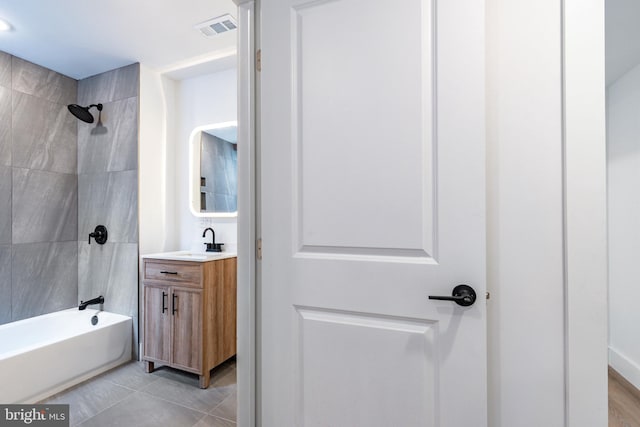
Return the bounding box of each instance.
[195,14,237,37]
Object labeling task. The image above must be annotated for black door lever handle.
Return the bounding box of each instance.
[429,284,477,307]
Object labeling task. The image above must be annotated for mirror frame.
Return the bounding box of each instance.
[189,120,238,218]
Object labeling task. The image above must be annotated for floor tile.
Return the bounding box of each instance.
[98,361,159,391]
[209,390,237,422]
[150,365,204,387]
[40,359,237,427]
[193,415,237,427]
[41,378,134,426]
[140,376,228,413]
[210,361,237,396]
[76,392,204,427]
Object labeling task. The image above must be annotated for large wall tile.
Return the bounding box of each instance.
[78,170,138,243]
[0,51,85,326]
[12,57,76,105]
[77,62,139,356]
[78,242,138,317]
[11,241,78,321]
[12,91,77,174]
[0,245,11,324]
[0,166,10,244]
[0,51,11,88]
[78,241,139,356]
[0,85,10,166]
[78,63,139,105]
[13,168,77,243]
[78,97,138,173]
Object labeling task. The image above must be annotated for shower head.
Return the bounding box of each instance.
[67,103,103,123]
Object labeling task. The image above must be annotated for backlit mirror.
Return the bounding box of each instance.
[189,121,237,217]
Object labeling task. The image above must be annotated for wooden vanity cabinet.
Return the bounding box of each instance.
[142,257,237,388]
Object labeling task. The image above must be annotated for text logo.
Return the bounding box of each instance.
[0,405,69,427]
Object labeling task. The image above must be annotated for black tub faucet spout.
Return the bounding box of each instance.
[79,296,104,310]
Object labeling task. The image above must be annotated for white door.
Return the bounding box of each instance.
[259,0,486,425]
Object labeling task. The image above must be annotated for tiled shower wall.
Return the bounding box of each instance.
[76,64,140,353]
[0,52,78,324]
[0,53,140,352]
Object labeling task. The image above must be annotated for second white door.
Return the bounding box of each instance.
[260,0,487,425]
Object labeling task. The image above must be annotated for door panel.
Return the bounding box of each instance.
[261,0,486,425]
[297,307,436,426]
[292,0,434,259]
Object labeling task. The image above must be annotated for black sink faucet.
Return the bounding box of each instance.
[79,295,104,310]
[202,228,224,252]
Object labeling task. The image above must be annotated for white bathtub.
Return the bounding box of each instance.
[0,308,132,403]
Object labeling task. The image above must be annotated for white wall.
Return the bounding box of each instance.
[175,69,238,252]
[608,62,640,389]
[139,66,237,255]
[563,0,608,423]
[139,65,178,255]
[486,1,566,426]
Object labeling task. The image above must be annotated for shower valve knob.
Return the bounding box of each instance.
[88,225,108,245]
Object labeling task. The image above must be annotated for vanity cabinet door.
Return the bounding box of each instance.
[171,287,203,372]
[143,284,171,364]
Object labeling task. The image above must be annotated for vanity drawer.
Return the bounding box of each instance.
[144,261,202,286]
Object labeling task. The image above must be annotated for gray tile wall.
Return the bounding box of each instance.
[0,54,140,358]
[0,53,78,324]
[0,245,10,324]
[12,168,77,244]
[77,97,138,173]
[77,64,139,107]
[0,166,10,244]
[11,242,78,321]
[77,64,139,355]
[0,84,11,165]
[78,170,138,243]
[12,91,77,174]
[0,55,140,336]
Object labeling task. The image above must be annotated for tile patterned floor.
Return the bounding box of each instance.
[40,358,237,427]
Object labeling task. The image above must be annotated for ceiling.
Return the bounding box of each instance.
[2,1,630,86]
[606,0,640,85]
[0,0,237,80]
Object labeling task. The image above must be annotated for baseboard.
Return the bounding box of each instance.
[609,347,640,392]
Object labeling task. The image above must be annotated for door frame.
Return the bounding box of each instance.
[235,1,257,427]
[234,0,609,426]
[562,0,608,425]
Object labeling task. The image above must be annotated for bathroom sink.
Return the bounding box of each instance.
[168,252,221,261]
[142,251,236,262]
